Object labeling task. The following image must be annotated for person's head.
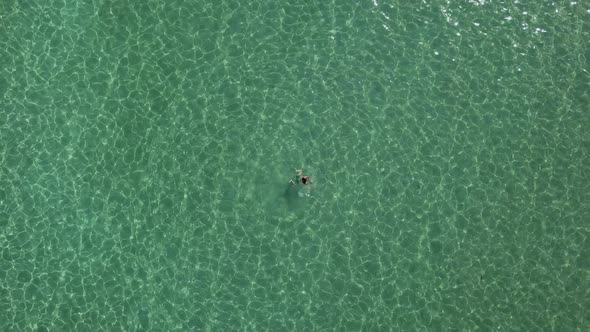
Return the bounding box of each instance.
[301,176,310,184]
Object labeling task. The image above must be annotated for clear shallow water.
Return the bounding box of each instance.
[1,0,589,330]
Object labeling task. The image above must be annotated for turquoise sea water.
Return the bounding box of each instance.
[1,0,589,330]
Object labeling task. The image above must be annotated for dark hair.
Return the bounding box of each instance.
[301,176,309,184]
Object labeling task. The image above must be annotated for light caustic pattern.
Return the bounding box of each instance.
[1,0,589,330]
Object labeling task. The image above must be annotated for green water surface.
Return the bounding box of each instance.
[1,0,589,330]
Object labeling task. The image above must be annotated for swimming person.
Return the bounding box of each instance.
[289,169,312,185]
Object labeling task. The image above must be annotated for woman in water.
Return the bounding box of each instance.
[289,169,312,185]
